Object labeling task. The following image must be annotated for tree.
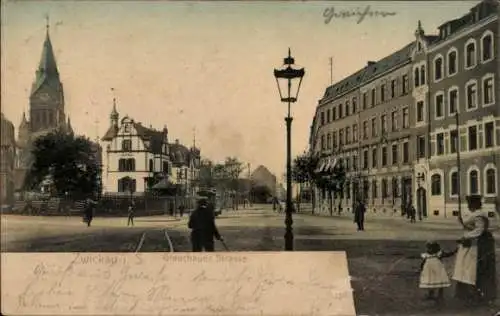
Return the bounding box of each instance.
[314,157,346,215]
[24,130,100,199]
[198,159,215,189]
[292,151,320,213]
[223,157,244,209]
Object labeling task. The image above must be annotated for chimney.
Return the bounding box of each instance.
[367,61,376,66]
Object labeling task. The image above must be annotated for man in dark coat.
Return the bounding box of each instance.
[188,197,223,252]
[84,197,96,227]
[354,200,366,231]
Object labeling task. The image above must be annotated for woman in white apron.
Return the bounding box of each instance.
[452,194,496,304]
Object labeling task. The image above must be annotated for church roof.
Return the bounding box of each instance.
[30,28,61,96]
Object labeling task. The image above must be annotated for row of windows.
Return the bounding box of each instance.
[320,107,410,150]
[318,73,411,126]
[419,74,496,122]
[118,158,135,172]
[117,177,136,193]
[432,31,494,83]
[361,142,411,169]
[362,75,410,110]
[320,96,358,125]
[416,120,496,159]
[316,30,495,140]
[430,166,497,197]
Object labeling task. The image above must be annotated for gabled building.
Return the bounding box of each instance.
[169,140,201,198]
[251,165,277,196]
[101,100,171,194]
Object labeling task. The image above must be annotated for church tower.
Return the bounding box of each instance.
[29,17,66,133]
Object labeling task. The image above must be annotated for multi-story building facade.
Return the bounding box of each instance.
[310,0,499,219]
[417,0,499,218]
[1,113,16,205]
[312,45,417,214]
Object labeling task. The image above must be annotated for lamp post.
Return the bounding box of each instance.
[274,48,305,251]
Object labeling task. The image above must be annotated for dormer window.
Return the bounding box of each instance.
[123,123,130,133]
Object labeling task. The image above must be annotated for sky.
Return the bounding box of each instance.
[1,0,481,179]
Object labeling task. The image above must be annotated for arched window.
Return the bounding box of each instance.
[118,177,136,193]
[465,41,476,68]
[450,171,459,196]
[420,66,426,85]
[469,170,479,194]
[414,68,420,87]
[486,168,496,195]
[447,49,457,75]
[434,57,443,81]
[431,174,441,196]
[481,32,493,62]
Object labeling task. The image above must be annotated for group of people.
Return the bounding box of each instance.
[418,194,496,306]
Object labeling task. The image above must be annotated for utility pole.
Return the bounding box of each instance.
[329,57,333,85]
[455,113,462,223]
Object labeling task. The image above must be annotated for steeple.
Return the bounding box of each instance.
[110,88,119,127]
[415,20,425,38]
[66,117,73,135]
[20,112,28,127]
[31,15,60,96]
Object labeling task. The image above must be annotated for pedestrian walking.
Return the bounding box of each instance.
[127,200,135,226]
[452,194,497,305]
[84,197,96,227]
[178,204,185,217]
[188,197,223,252]
[408,203,417,223]
[419,241,457,302]
[354,200,366,231]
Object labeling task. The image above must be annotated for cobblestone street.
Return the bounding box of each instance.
[2,206,500,315]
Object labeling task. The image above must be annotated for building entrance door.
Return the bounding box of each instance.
[417,187,427,219]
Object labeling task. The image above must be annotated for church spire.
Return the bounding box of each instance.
[66,117,73,135]
[31,15,60,96]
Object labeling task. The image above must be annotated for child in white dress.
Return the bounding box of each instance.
[419,241,457,301]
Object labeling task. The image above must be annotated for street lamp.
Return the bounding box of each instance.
[273,48,305,251]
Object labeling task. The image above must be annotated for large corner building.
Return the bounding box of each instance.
[309,0,499,219]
